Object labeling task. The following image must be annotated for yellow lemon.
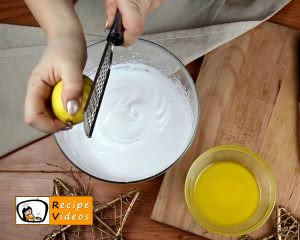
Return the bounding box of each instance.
[51,75,93,124]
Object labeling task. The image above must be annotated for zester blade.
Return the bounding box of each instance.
[83,42,113,137]
[84,12,124,138]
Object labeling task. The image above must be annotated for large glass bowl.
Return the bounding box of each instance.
[54,39,199,183]
[185,145,277,236]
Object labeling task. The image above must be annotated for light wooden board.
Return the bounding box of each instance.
[151,22,300,239]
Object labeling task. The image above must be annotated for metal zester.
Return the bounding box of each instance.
[84,12,124,138]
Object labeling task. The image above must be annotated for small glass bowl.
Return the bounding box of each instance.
[185,144,276,236]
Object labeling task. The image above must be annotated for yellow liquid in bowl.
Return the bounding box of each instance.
[194,161,260,226]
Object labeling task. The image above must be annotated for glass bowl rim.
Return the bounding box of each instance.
[54,38,200,183]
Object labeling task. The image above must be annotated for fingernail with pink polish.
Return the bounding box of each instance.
[67,100,80,116]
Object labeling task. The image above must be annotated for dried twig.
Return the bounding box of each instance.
[240,206,299,240]
[43,225,72,240]
[277,206,299,240]
[93,190,138,212]
[116,191,140,237]
[42,168,140,240]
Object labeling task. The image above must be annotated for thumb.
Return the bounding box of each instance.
[61,64,83,116]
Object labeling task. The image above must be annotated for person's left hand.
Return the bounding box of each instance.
[24,34,87,132]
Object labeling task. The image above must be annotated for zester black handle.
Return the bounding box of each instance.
[107,12,124,46]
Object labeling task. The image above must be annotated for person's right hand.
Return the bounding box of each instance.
[105,0,162,46]
[24,34,87,133]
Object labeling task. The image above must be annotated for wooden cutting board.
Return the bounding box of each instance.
[151,22,300,239]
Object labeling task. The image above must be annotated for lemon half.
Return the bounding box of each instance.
[51,75,93,124]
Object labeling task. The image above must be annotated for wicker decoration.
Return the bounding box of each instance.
[42,167,139,240]
[240,206,299,240]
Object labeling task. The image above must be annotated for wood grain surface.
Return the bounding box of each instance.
[0,137,204,240]
[151,22,300,239]
[0,1,300,240]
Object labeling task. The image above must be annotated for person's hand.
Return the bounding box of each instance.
[105,0,162,46]
[24,34,87,132]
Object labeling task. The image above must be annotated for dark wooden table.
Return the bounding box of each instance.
[0,1,299,240]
